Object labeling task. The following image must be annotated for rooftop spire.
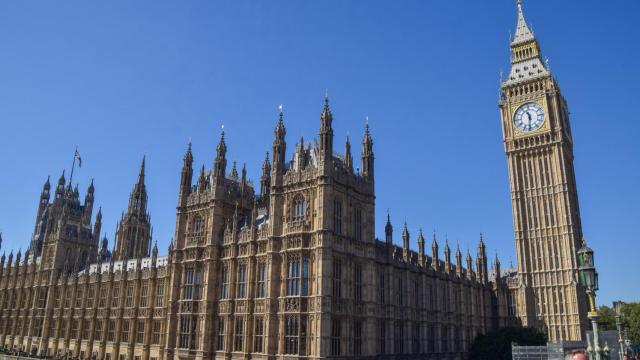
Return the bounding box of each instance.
[512,0,535,45]
[138,155,146,184]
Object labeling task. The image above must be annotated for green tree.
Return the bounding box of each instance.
[621,302,640,345]
[597,305,617,331]
[468,327,547,360]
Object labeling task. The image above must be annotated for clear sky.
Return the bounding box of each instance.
[0,0,638,306]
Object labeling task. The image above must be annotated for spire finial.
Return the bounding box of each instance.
[138,155,146,182]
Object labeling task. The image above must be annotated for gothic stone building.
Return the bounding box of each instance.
[0,1,590,359]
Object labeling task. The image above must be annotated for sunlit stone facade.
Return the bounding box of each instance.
[0,2,592,359]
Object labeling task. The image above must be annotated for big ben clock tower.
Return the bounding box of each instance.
[499,0,588,341]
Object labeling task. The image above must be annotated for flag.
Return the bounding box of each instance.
[75,148,82,168]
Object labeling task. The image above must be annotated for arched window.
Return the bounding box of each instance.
[190,216,204,235]
[292,196,306,222]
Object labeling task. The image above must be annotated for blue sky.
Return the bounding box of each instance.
[0,0,638,305]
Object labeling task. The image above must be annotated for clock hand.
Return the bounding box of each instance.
[526,112,533,125]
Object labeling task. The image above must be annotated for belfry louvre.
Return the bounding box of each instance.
[0,1,591,359]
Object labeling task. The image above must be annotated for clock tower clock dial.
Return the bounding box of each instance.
[498,0,588,342]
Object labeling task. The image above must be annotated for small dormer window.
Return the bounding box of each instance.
[523,66,529,71]
[515,69,520,73]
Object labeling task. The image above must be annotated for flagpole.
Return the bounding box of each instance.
[69,146,78,186]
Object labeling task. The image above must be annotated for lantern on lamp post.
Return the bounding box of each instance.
[578,239,607,360]
[613,301,626,360]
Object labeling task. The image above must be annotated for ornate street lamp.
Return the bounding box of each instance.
[613,301,626,360]
[578,239,607,360]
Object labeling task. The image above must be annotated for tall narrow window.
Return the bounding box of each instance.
[286,257,300,296]
[152,320,161,345]
[234,318,244,352]
[183,269,194,300]
[237,265,247,298]
[121,320,130,343]
[220,266,229,299]
[179,316,191,348]
[155,279,165,307]
[107,320,115,342]
[414,279,420,308]
[284,316,298,355]
[257,263,266,298]
[353,208,362,241]
[354,263,363,304]
[353,319,362,356]
[38,288,48,308]
[71,319,79,339]
[111,286,120,308]
[95,320,103,341]
[75,288,84,308]
[82,319,90,340]
[136,320,145,344]
[99,288,107,308]
[140,282,149,307]
[398,277,404,306]
[379,271,385,304]
[412,323,420,353]
[86,286,95,308]
[331,319,341,356]
[54,288,61,308]
[333,259,342,299]
[394,321,403,354]
[194,270,201,300]
[333,199,342,235]
[125,284,134,307]
[217,319,225,351]
[441,325,449,353]
[292,197,306,222]
[301,257,309,296]
[254,317,264,353]
[379,320,386,354]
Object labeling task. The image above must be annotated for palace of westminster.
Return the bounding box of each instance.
[0,1,591,359]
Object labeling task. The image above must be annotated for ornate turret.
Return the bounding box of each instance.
[319,95,334,166]
[55,170,66,198]
[431,232,439,270]
[214,130,227,182]
[179,141,194,206]
[444,238,451,273]
[456,245,463,276]
[83,179,95,225]
[113,158,152,261]
[272,108,287,184]
[417,229,425,266]
[93,207,102,244]
[466,250,473,279]
[477,233,488,284]
[35,176,51,231]
[344,135,353,173]
[494,252,501,280]
[385,212,393,245]
[230,161,238,180]
[361,122,374,180]
[260,152,271,197]
[402,223,410,261]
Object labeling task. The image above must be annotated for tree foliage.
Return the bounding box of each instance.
[468,326,547,360]
[596,302,640,346]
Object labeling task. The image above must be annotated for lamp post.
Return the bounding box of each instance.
[577,239,607,360]
[613,301,625,360]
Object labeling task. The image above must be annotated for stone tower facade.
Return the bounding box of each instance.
[498,0,588,341]
[113,157,152,261]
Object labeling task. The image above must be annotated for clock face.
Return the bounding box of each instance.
[514,102,545,132]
